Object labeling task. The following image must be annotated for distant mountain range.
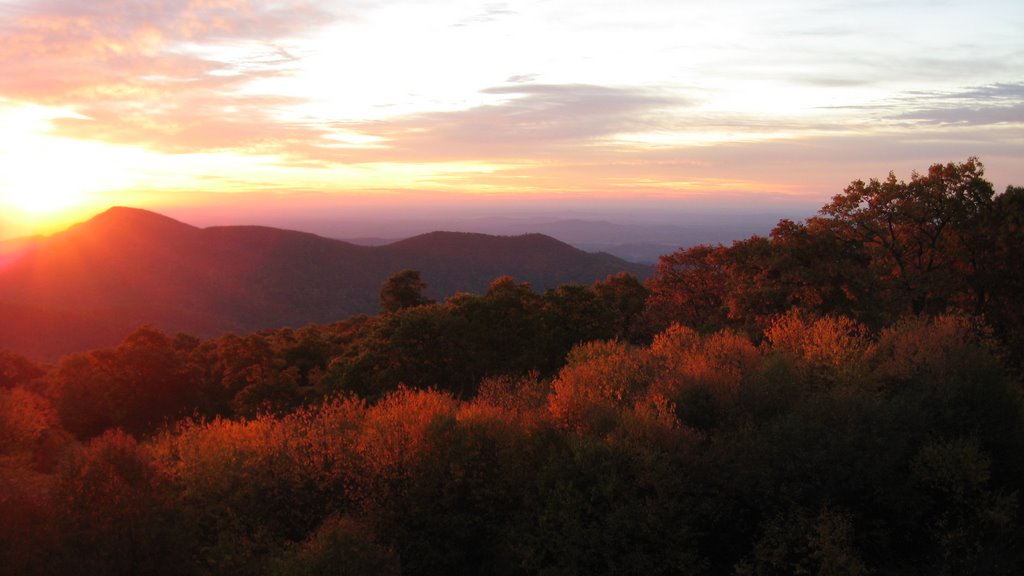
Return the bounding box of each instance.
[263,213,788,263]
[0,207,651,359]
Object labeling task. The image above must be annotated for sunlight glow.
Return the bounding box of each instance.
[0,105,140,223]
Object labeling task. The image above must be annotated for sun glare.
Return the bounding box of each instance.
[4,188,84,215]
[0,105,144,231]
[0,141,111,229]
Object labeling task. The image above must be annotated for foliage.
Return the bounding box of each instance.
[0,350,45,389]
[47,326,202,438]
[267,515,400,576]
[48,430,192,576]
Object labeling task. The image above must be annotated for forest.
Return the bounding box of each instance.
[2,158,1023,575]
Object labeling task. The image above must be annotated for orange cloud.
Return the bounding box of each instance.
[0,0,333,153]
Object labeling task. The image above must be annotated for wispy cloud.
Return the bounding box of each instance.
[334,83,691,162]
[894,83,1024,126]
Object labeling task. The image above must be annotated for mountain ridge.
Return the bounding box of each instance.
[0,207,651,359]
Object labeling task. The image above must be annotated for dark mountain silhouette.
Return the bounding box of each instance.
[0,207,650,359]
[283,213,789,263]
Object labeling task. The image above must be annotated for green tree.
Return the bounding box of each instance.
[48,326,202,438]
[592,272,650,342]
[978,185,1024,369]
[269,516,399,576]
[380,269,433,313]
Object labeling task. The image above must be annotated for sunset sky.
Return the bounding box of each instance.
[1,0,1022,239]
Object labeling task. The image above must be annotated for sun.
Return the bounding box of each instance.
[0,129,139,234]
[1,152,101,232]
[3,186,86,215]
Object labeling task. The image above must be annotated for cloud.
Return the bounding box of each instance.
[0,0,337,153]
[332,83,691,162]
[892,83,1024,126]
[0,0,331,97]
[453,2,516,27]
[278,78,1023,199]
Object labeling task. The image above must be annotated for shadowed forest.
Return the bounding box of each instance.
[2,159,1024,575]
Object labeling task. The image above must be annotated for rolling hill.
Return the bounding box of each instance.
[0,207,651,359]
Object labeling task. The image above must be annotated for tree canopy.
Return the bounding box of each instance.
[379,269,434,313]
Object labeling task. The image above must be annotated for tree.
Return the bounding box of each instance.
[48,326,202,438]
[51,430,192,575]
[819,157,995,316]
[0,351,45,389]
[338,304,471,397]
[978,185,1024,369]
[451,276,549,381]
[380,270,433,313]
[646,244,731,332]
[766,218,882,324]
[592,272,650,342]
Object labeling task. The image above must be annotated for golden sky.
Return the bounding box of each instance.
[1,0,1022,238]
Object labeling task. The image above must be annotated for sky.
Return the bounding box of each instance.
[0,0,1022,239]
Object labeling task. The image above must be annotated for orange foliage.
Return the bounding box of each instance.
[152,413,299,500]
[548,340,658,435]
[0,387,57,463]
[606,394,700,457]
[651,324,760,402]
[473,372,550,427]
[764,310,868,370]
[280,397,368,493]
[871,314,989,383]
[152,397,365,504]
[355,387,458,488]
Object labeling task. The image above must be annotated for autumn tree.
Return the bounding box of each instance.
[820,157,995,316]
[647,159,1015,336]
[646,244,731,332]
[765,218,881,323]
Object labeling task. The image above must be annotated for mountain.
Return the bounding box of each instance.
[0,207,651,359]
[271,213,789,263]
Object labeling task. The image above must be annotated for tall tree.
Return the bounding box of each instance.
[646,244,731,332]
[819,157,995,315]
[379,270,433,313]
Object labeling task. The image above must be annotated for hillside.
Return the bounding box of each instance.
[0,207,650,359]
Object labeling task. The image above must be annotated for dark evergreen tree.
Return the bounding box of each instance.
[379,269,433,313]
